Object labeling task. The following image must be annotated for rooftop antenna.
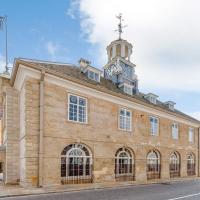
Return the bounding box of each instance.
[0,15,9,75]
[115,13,127,40]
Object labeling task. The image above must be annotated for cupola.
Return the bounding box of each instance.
[107,39,132,61]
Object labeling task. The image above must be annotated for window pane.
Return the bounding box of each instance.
[95,73,99,81]
[70,95,77,104]
[120,109,125,116]
[68,95,87,123]
[119,109,131,131]
[79,98,86,106]
[126,111,130,117]
[88,71,94,79]
[150,117,158,135]
[78,106,86,122]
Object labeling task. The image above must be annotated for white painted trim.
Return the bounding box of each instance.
[118,107,132,132]
[87,70,100,82]
[13,65,200,127]
[188,127,194,143]
[149,116,159,136]
[14,64,41,90]
[67,93,88,124]
[172,123,179,140]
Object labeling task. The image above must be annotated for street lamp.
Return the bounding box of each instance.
[0,15,9,75]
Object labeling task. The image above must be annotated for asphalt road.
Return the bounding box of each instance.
[2,180,200,200]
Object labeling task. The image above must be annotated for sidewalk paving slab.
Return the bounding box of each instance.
[0,177,199,198]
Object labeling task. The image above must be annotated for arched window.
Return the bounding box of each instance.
[115,147,134,181]
[187,153,195,176]
[61,144,92,184]
[170,152,180,178]
[125,45,129,58]
[147,150,161,179]
[110,47,113,59]
[116,44,121,57]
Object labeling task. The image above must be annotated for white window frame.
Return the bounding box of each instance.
[118,108,132,132]
[87,70,100,82]
[150,97,157,104]
[172,123,179,140]
[124,84,133,95]
[149,116,159,136]
[189,127,194,143]
[68,94,88,124]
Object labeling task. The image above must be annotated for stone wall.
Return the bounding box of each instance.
[39,81,199,186]
[4,87,20,184]
[19,79,40,187]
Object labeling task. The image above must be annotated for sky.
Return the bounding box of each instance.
[0,0,200,119]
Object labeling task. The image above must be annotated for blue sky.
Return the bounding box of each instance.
[0,0,98,65]
[1,0,200,119]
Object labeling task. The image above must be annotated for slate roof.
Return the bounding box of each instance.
[13,58,200,124]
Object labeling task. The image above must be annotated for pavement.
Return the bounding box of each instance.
[0,178,200,199]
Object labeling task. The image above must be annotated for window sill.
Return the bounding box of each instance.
[118,128,132,133]
[67,119,89,126]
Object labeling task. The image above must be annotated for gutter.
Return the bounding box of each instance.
[38,70,45,187]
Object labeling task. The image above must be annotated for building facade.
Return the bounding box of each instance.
[0,36,199,187]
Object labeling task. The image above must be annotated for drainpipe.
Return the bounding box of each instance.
[38,70,45,187]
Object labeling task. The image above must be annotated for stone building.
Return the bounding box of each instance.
[0,34,200,187]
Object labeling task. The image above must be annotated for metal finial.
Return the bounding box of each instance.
[115,13,127,40]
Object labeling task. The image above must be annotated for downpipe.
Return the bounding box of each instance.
[38,70,45,187]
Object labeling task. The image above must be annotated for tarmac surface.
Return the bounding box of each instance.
[1,179,200,200]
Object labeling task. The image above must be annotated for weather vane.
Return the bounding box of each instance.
[115,13,127,40]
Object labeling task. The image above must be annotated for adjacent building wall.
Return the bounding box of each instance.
[19,79,40,187]
[4,87,19,184]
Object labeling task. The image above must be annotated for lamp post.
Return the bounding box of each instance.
[0,15,9,75]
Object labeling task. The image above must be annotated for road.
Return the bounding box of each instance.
[2,180,200,200]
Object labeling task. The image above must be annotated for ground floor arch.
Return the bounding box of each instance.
[147,150,161,180]
[170,151,180,178]
[115,147,135,181]
[61,143,93,184]
[187,153,195,176]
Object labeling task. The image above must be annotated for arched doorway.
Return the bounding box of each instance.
[147,150,161,180]
[170,152,180,178]
[61,143,92,184]
[115,147,135,181]
[187,153,195,176]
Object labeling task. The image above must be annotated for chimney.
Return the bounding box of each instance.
[79,58,91,71]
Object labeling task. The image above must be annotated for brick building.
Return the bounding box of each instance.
[0,35,199,187]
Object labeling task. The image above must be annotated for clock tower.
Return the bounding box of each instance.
[104,14,138,95]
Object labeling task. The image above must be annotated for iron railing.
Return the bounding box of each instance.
[170,164,180,178]
[187,164,195,176]
[0,163,2,173]
[147,164,161,180]
[61,164,93,184]
[115,164,135,181]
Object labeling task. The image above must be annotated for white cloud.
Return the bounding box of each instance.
[66,0,80,19]
[45,41,59,58]
[74,0,200,92]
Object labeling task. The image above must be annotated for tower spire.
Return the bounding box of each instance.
[115,13,127,40]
